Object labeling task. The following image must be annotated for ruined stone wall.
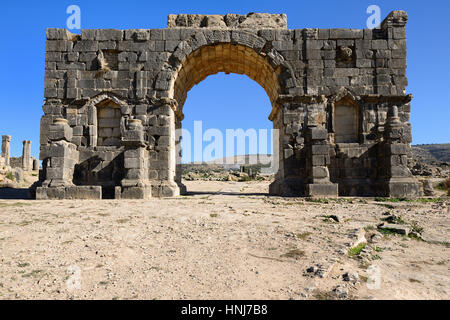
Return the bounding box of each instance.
[37,11,419,199]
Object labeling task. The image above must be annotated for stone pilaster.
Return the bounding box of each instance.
[148,102,180,197]
[305,125,338,197]
[119,118,152,199]
[376,106,420,197]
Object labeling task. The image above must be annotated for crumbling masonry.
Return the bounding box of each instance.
[36,11,421,199]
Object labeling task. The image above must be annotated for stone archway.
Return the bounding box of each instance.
[36,11,421,199]
[157,36,298,196]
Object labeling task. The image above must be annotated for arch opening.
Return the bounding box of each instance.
[171,44,282,194]
[172,43,282,113]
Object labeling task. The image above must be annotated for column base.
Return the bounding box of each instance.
[177,181,187,195]
[36,186,102,200]
[269,178,305,197]
[306,183,338,198]
[151,181,180,197]
[376,178,422,198]
[117,185,152,199]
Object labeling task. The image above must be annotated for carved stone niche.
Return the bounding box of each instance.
[336,46,355,68]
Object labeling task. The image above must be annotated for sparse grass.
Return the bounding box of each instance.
[365,225,376,232]
[22,270,43,278]
[378,228,399,237]
[416,198,444,203]
[383,215,407,225]
[375,246,383,252]
[348,243,367,258]
[375,197,444,204]
[371,254,381,260]
[116,218,129,224]
[306,198,355,204]
[307,198,330,204]
[210,213,218,218]
[281,249,305,259]
[17,262,29,268]
[5,172,14,181]
[296,232,312,240]
[313,290,335,300]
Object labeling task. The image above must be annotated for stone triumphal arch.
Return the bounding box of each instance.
[36,12,420,199]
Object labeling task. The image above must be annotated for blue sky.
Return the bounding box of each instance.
[1,0,449,161]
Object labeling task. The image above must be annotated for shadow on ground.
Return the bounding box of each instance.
[185,191,269,197]
[0,188,31,200]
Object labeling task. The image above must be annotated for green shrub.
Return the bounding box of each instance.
[348,243,367,257]
[6,172,14,181]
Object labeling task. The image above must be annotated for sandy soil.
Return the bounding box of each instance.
[0,180,448,300]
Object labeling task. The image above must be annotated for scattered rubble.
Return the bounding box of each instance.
[332,285,348,299]
[343,272,359,284]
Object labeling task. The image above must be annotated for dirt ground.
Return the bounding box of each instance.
[0,180,448,300]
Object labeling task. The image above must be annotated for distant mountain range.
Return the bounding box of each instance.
[185,144,450,167]
[206,154,273,168]
[411,144,450,164]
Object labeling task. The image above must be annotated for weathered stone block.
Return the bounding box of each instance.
[73,41,99,52]
[96,29,123,41]
[312,166,329,179]
[306,184,338,197]
[121,186,152,199]
[65,186,102,199]
[311,145,329,155]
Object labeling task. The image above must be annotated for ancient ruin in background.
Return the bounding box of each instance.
[1,135,38,172]
[36,11,420,199]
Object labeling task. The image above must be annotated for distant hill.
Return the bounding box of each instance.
[412,144,450,163]
[185,144,450,168]
[206,154,273,168]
